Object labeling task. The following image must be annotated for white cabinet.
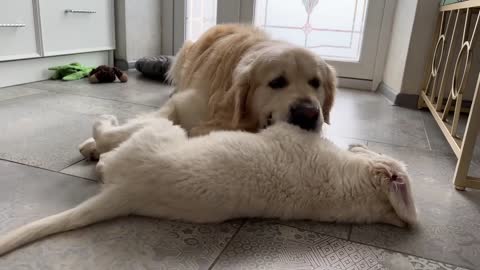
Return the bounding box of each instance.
[0,0,41,61]
[0,0,115,87]
[38,0,115,56]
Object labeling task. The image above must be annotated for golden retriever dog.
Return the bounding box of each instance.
[0,118,416,256]
[79,24,337,159]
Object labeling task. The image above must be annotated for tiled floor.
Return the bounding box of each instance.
[0,71,479,269]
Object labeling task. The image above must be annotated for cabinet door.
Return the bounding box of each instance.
[38,0,115,56]
[0,0,40,61]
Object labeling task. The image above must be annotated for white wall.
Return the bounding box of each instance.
[382,0,442,97]
[402,0,439,95]
[115,0,163,68]
[382,0,418,93]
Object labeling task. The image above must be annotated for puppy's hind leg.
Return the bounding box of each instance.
[348,144,380,156]
[79,115,119,160]
[79,97,181,160]
[0,188,130,256]
[79,137,100,160]
[92,115,154,155]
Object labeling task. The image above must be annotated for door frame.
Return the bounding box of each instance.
[161,0,396,91]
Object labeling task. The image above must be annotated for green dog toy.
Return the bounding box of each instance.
[49,63,94,81]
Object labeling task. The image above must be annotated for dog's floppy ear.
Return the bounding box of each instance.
[204,63,257,133]
[321,63,336,124]
[227,67,252,127]
[373,161,417,227]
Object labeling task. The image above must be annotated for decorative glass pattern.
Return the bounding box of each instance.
[254,0,369,61]
[185,0,217,41]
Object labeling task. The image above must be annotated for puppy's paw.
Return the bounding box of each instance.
[79,137,100,160]
[348,144,368,152]
[98,114,119,126]
[95,160,105,179]
[93,114,118,139]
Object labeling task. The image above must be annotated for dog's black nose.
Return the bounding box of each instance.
[288,100,320,131]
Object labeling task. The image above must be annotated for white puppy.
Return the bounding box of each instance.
[0,116,416,256]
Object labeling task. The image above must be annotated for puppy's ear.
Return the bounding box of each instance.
[373,161,417,226]
[321,63,337,124]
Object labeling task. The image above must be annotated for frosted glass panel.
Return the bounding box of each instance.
[254,0,368,61]
[185,0,217,41]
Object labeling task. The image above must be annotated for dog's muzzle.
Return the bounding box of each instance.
[288,99,320,131]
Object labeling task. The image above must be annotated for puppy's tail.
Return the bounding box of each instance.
[0,188,128,256]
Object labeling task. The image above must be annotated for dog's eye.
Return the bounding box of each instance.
[268,76,288,89]
[308,78,321,89]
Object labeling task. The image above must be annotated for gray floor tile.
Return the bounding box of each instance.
[61,159,99,181]
[470,161,480,177]
[0,91,154,171]
[327,89,430,150]
[474,146,480,169]
[0,160,241,270]
[0,159,99,234]
[0,86,47,102]
[211,222,467,270]
[26,71,172,107]
[422,112,480,167]
[350,142,480,269]
[422,112,456,154]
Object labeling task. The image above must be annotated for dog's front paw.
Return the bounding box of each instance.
[79,137,99,160]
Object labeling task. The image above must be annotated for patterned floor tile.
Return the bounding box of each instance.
[1,218,241,270]
[210,222,467,270]
[0,160,241,270]
[278,220,351,240]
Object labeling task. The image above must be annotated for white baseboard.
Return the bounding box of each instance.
[338,77,373,91]
[0,51,111,88]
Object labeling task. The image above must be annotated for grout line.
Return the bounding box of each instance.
[208,219,246,270]
[50,89,161,109]
[0,92,48,105]
[341,136,430,152]
[0,158,98,183]
[59,158,87,172]
[22,84,162,109]
[422,117,433,151]
[347,225,353,240]
[275,222,348,240]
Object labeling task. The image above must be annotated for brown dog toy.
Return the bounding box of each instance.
[88,65,128,83]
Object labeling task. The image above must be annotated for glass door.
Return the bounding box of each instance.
[253,0,384,80]
[185,0,218,41]
[168,0,389,85]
